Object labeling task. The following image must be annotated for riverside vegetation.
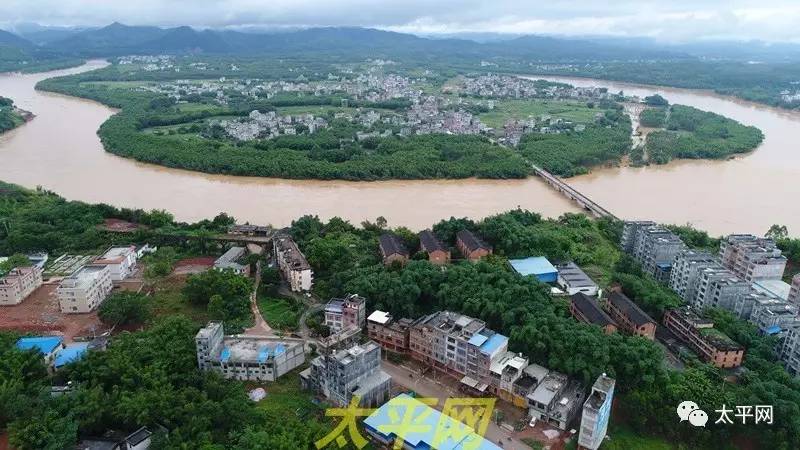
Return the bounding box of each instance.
[34,56,763,179]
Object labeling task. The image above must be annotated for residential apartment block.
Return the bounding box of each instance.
[57,265,113,313]
[620,220,656,254]
[578,374,616,450]
[366,310,412,353]
[195,321,305,381]
[634,227,685,282]
[324,294,366,333]
[274,234,313,292]
[622,221,685,282]
[570,293,618,334]
[780,327,800,376]
[378,233,409,266]
[93,245,138,281]
[692,267,751,311]
[663,308,744,369]
[748,297,800,335]
[368,309,585,430]
[418,230,450,265]
[300,341,391,407]
[0,266,43,306]
[719,234,787,282]
[605,291,656,340]
[456,230,492,261]
[670,250,721,304]
[789,273,800,306]
[409,311,509,389]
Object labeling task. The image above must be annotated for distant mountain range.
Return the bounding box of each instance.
[0,22,689,62]
[1,22,799,63]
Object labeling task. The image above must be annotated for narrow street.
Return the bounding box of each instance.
[243,261,273,336]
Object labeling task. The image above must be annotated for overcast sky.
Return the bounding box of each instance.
[2,0,800,42]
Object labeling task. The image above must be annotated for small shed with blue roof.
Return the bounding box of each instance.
[16,336,64,364]
[509,257,558,283]
[54,342,90,369]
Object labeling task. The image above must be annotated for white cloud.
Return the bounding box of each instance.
[1,0,799,42]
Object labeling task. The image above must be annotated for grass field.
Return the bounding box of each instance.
[478,99,600,129]
[258,296,304,331]
[149,278,209,325]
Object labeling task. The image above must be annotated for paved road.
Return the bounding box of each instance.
[381,360,531,450]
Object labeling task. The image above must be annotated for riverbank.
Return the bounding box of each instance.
[0,95,34,134]
[1,61,798,235]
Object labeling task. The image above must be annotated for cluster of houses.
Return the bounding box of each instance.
[2,246,146,375]
[378,229,493,266]
[216,110,329,141]
[621,220,800,373]
[365,308,615,447]
[0,245,141,314]
[195,292,615,450]
[450,74,613,101]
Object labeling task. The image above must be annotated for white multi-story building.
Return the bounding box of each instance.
[57,265,113,313]
[0,266,43,305]
[195,321,305,382]
[719,235,787,283]
[93,246,138,281]
[274,235,313,292]
[578,374,615,450]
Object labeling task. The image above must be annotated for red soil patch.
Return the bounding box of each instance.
[173,257,215,275]
[99,218,145,232]
[0,283,108,342]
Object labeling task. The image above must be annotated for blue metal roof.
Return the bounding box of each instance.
[16,336,63,355]
[220,347,231,363]
[467,334,489,347]
[363,394,502,450]
[765,325,783,335]
[54,343,89,368]
[509,257,557,276]
[479,333,508,355]
[274,344,286,356]
[258,346,271,363]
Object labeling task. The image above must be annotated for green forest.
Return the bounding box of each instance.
[518,110,632,176]
[645,105,764,165]
[0,96,24,134]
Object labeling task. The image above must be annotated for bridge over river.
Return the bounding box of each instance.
[531,165,618,220]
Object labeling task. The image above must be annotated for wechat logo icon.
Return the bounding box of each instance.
[677,400,708,427]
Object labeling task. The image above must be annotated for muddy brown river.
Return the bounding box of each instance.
[0,61,797,235]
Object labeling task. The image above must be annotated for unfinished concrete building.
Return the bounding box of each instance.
[195,321,305,382]
[719,234,787,283]
[578,374,616,450]
[300,341,391,407]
